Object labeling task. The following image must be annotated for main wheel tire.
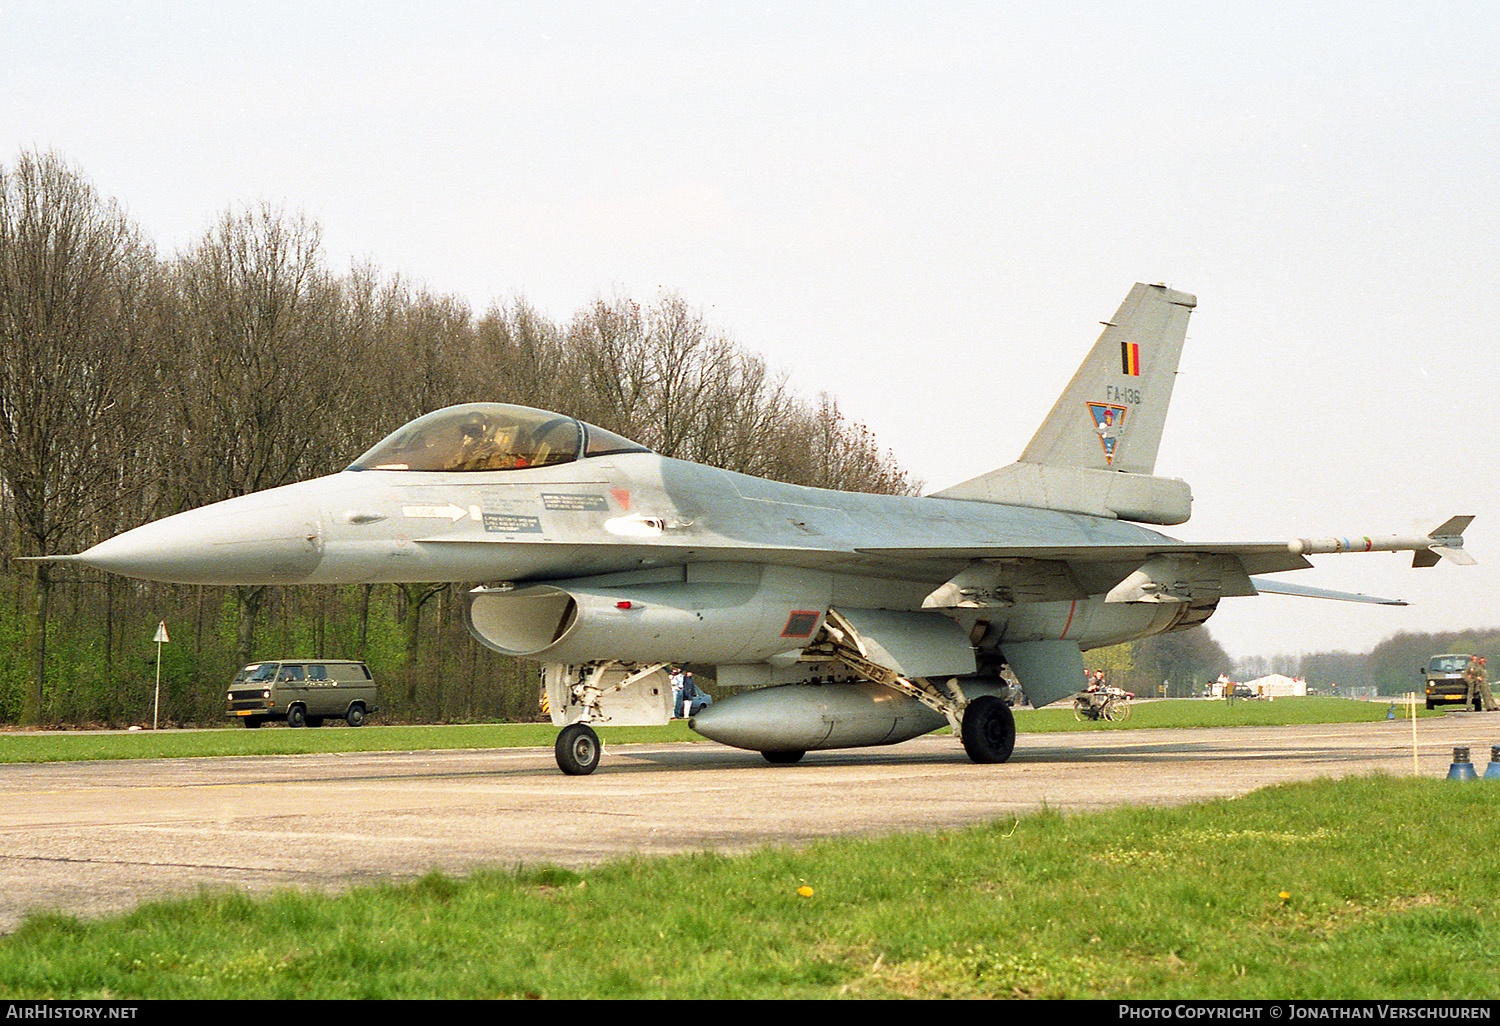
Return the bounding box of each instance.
[1073,697,1088,721]
[346,705,366,727]
[286,705,307,728]
[961,695,1016,764]
[762,750,805,765]
[555,723,602,775]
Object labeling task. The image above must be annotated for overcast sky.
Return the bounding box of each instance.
[5,1,1497,662]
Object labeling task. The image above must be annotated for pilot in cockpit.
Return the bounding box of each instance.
[349,403,646,474]
[452,416,518,471]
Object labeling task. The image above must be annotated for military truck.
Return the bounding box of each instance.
[1421,654,1495,711]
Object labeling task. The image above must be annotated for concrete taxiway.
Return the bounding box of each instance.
[2,714,1496,933]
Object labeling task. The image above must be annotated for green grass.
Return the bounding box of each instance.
[1,775,1495,999]
[0,720,703,763]
[1013,695,1421,732]
[0,697,1428,764]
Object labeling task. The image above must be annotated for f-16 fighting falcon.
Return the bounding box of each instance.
[45,284,1473,774]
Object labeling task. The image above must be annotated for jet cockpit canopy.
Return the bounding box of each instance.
[347,402,650,473]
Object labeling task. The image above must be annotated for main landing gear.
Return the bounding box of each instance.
[959,695,1016,763]
[797,610,1018,767]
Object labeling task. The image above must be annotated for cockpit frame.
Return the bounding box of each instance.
[347,403,650,473]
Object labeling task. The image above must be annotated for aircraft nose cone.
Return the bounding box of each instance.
[78,498,323,585]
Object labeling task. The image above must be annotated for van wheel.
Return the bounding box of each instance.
[287,705,307,728]
[346,705,366,727]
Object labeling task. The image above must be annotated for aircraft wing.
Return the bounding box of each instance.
[419,519,1472,598]
[854,540,1314,575]
[856,517,1475,577]
[419,536,1312,574]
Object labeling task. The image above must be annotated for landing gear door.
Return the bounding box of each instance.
[543,663,674,727]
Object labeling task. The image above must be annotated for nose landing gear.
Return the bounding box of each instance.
[555,722,602,775]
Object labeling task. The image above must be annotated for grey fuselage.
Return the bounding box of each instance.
[75,450,1192,657]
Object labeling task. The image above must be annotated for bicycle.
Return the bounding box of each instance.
[1073,687,1132,722]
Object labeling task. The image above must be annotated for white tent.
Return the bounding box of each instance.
[1243,674,1307,698]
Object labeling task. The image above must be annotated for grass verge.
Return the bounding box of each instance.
[0,698,1425,764]
[0,720,703,764]
[0,774,1493,999]
[1013,695,1421,732]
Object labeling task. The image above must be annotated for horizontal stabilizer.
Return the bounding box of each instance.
[931,463,1193,526]
[1249,578,1408,606]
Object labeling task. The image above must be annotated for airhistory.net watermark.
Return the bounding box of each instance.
[5,1007,139,1020]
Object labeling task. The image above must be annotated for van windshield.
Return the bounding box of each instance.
[239,664,277,683]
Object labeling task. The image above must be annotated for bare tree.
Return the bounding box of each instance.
[552,292,918,492]
[564,294,653,437]
[0,153,923,726]
[362,277,475,431]
[0,151,153,724]
[788,392,920,495]
[157,205,353,667]
[474,298,582,417]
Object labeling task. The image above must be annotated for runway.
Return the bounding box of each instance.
[3,713,1496,933]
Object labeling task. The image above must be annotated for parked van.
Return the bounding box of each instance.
[227,660,378,728]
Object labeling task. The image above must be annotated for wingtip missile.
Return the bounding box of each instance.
[1288,516,1476,569]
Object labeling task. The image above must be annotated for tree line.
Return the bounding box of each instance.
[0,150,916,727]
[1086,627,1233,699]
[1086,626,1500,701]
[1236,629,1500,697]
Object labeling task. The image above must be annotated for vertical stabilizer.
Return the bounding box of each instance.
[930,283,1197,525]
[1020,283,1196,475]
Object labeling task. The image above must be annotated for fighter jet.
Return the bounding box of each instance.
[45,283,1473,774]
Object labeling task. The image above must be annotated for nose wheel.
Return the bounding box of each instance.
[555,722,602,775]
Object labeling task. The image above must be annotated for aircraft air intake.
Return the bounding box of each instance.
[464,564,835,665]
